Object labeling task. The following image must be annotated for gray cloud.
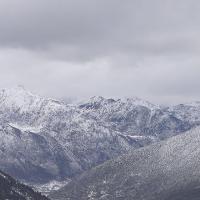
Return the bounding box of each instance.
[0,0,200,104]
[1,0,200,59]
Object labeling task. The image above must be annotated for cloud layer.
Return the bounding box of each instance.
[0,0,200,104]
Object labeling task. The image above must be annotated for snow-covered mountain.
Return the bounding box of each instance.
[0,170,48,200]
[0,86,200,193]
[49,126,200,200]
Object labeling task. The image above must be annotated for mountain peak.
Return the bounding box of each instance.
[0,86,42,111]
[1,85,35,97]
[90,96,105,102]
[122,97,159,109]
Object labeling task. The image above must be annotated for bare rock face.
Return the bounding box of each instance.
[0,86,199,192]
[49,127,200,200]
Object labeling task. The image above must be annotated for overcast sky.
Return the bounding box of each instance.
[1,0,200,105]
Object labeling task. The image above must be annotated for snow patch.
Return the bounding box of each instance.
[8,123,42,133]
[32,180,70,196]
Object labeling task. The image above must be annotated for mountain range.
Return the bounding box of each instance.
[1,86,200,194]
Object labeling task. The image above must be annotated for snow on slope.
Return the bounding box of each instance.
[50,126,200,200]
[0,86,200,194]
[33,180,70,196]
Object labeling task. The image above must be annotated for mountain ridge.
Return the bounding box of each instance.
[0,86,200,194]
[0,169,48,200]
[49,126,200,200]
